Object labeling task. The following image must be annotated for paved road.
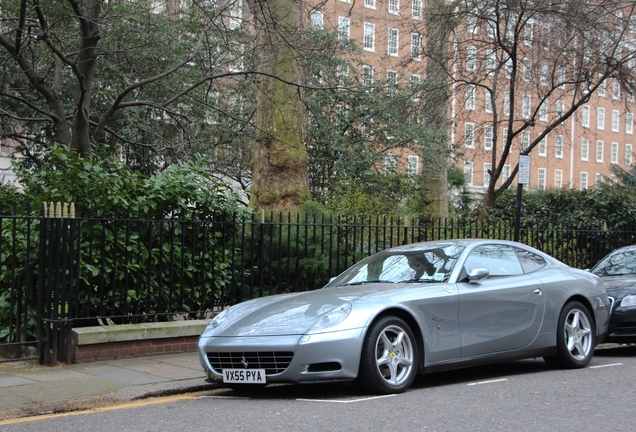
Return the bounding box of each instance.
[2,345,635,432]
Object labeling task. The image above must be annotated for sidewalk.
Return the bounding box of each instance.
[0,352,218,420]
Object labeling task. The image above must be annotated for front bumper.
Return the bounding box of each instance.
[197,327,366,384]
[606,305,636,343]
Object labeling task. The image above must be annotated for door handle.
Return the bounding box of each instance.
[533,289,542,295]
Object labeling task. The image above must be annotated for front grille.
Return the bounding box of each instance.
[207,351,294,375]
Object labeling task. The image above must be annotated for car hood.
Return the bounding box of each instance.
[206,283,415,337]
[600,275,636,299]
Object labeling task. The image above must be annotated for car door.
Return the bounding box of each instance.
[457,244,546,358]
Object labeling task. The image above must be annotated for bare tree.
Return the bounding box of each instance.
[427,0,636,210]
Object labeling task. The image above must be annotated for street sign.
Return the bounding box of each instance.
[518,154,531,184]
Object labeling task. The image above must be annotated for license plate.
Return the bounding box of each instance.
[222,368,266,384]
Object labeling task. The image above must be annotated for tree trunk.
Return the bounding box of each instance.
[249,0,309,213]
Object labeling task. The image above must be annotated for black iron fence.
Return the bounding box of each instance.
[2,206,635,365]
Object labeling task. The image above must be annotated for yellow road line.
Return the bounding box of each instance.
[0,394,199,426]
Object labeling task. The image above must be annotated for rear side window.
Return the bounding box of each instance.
[513,247,547,273]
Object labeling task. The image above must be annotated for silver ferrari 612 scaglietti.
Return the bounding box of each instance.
[197,239,610,394]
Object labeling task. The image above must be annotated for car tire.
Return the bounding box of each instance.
[357,316,418,394]
[543,301,595,369]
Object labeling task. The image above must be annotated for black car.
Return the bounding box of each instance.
[591,245,636,343]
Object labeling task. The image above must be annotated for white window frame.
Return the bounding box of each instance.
[597,108,605,130]
[385,153,396,173]
[486,50,495,75]
[407,155,419,176]
[523,58,532,82]
[485,90,493,114]
[611,142,619,164]
[556,100,564,121]
[522,94,531,119]
[388,28,399,56]
[310,11,324,29]
[580,172,588,190]
[502,164,511,183]
[465,123,475,148]
[539,100,548,122]
[538,168,546,190]
[466,46,477,72]
[465,85,475,110]
[484,163,492,186]
[411,33,422,61]
[555,135,564,158]
[627,112,634,134]
[626,144,633,165]
[363,23,375,51]
[581,138,589,161]
[540,62,548,86]
[599,76,606,97]
[539,136,547,156]
[484,125,493,150]
[524,21,534,46]
[338,17,350,41]
[596,140,604,163]
[582,105,590,128]
[554,169,563,188]
[362,65,374,86]
[365,0,376,9]
[412,0,422,20]
[612,110,620,132]
[504,92,510,116]
[389,0,399,14]
[464,161,474,186]
[522,130,531,151]
[613,79,621,100]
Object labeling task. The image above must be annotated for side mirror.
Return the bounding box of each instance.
[467,267,489,283]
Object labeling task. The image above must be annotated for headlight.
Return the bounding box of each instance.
[307,303,352,333]
[201,308,230,337]
[620,295,636,307]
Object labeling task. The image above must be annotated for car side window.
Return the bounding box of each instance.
[513,247,547,273]
[463,245,524,277]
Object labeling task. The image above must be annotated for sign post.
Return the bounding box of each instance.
[515,155,531,242]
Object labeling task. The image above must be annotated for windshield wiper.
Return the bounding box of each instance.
[340,280,394,286]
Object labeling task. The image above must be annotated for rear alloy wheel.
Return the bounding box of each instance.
[544,301,595,368]
[357,316,418,394]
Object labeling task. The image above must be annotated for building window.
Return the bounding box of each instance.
[465,85,475,110]
[612,110,620,132]
[465,123,475,148]
[505,57,512,79]
[596,173,603,185]
[484,125,493,150]
[385,154,396,173]
[484,163,492,186]
[502,165,511,183]
[412,0,422,19]
[558,66,566,89]
[524,21,534,46]
[464,161,474,186]
[310,11,324,29]
[485,90,493,114]
[389,0,399,14]
[411,34,422,60]
[599,77,606,97]
[627,112,633,134]
[410,74,421,101]
[539,136,547,156]
[362,65,374,86]
[556,100,564,121]
[388,28,399,56]
[522,95,531,119]
[522,130,530,151]
[613,79,621,100]
[387,70,398,94]
[597,108,605,130]
[467,13,478,33]
[555,169,563,188]
[486,50,495,75]
[502,128,508,147]
[365,0,376,8]
[582,105,590,128]
[467,46,477,71]
[596,140,604,163]
[539,100,548,122]
[626,144,633,165]
[540,62,548,86]
[538,168,546,190]
[407,155,419,176]
[338,17,350,40]
[363,23,375,51]
[611,142,619,164]
[580,172,588,190]
[581,138,589,161]
[523,58,532,82]
[555,135,563,158]
[504,92,510,116]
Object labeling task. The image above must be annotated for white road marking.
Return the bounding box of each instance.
[467,378,508,386]
[297,394,397,403]
[589,362,623,369]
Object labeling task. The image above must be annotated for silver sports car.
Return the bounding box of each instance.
[197,239,610,394]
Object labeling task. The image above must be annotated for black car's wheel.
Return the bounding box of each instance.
[357,316,418,394]
[544,301,595,368]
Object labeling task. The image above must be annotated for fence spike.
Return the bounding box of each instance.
[70,202,76,218]
[48,202,55,218]
[55,202,62,218]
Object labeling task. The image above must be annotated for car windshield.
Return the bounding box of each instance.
[326,244,465,287]
[591,249,636,276]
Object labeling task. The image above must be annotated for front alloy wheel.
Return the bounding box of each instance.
[357,316,418,394]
